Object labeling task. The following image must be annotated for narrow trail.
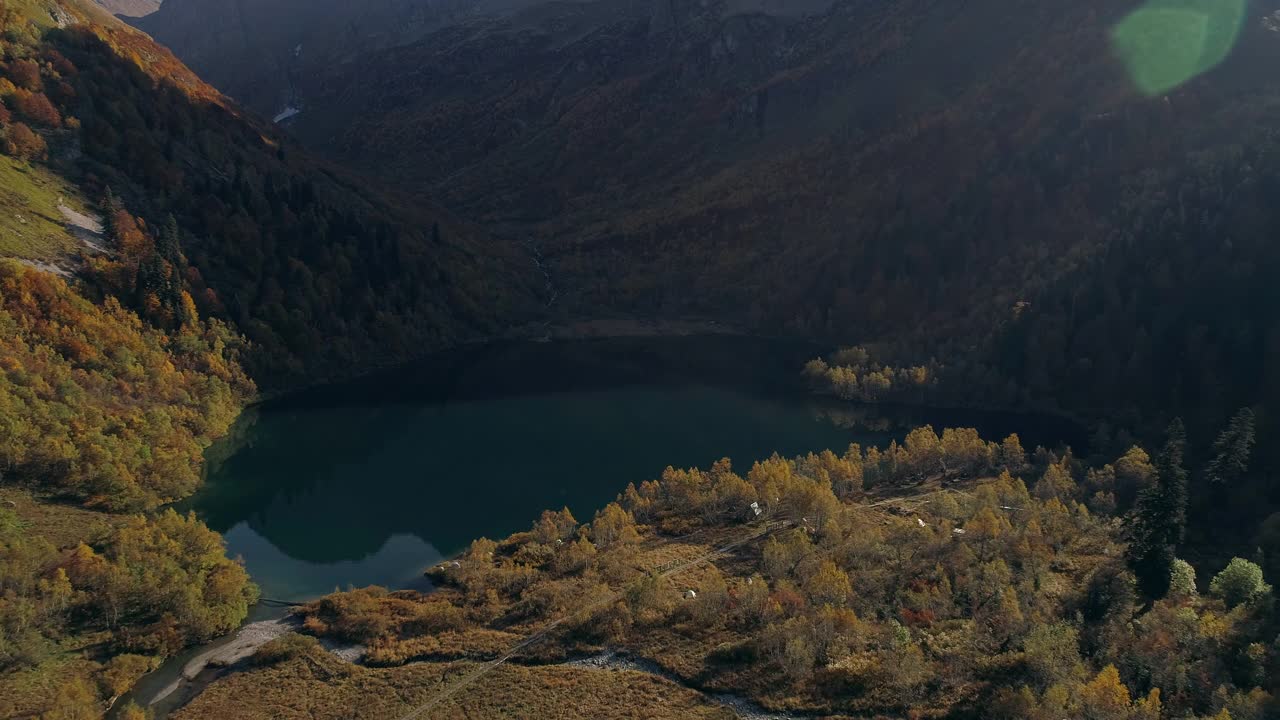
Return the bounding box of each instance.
[393,519,790,720]
[388,483,980,719]
[13,204,107,278]
[521,235,559,310]
[566,651,805,720]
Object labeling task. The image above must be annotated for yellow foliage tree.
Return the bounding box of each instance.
[803,559,852,607]
[1078,664,1131,720]
[591,503,640,547]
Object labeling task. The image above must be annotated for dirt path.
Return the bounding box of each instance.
[521,235,558,310]
[15,258,73,277]
[150,619,295,706]
[566,651,805,720]
[147,487,972,718]
[394,520,789,720]
[58,203,108,254]
[13,204,108,279]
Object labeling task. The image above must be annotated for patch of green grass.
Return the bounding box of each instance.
[0,632,110,720]
[0,489,115,717]
[0,487,119,549]
[6,0,64,29]
[0,155,85,261]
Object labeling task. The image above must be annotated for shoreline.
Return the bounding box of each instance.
[149,618,295,707]
[245,321,1090,441]
[146,332,1090,718]
[246,316,764,407]
[122,612,368,719]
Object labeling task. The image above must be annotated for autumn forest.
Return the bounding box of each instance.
[0,0,1279,718]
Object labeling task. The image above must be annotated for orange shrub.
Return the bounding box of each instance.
[13,91,61,127]
[3,121,46,160]
[3,59,41,91]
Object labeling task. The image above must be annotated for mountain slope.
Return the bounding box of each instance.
[0,1,538,714]
[132,0,633,117]
[142,0,1280,435]
[92,0,158,17]
[132,0,842,131]
[3,0,540,386]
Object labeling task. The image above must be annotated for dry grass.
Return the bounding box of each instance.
[176,645,736,720]
[177,468,1131,719]
[0,486,119,549]
[0,628,115,719]
[0,489,127,717]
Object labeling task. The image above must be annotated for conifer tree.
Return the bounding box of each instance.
[1205,407,1255,485]
[1126,419,1188,598]
[1154,418,1188,544]
[102,187,123,242]
[159,214,183,266]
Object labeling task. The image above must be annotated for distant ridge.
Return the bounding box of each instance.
[138,0,1280,443]
[94,0,159,17]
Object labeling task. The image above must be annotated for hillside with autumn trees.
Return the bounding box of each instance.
[0,0,532,714]
[1,0,539,386]
[174,423,1279,719]
[0,21,261,720]
[0,257,259,718]
[1,0,1279,717]
[178,0,1280,576]
[139,0,1280,599]
[0,55,262,704]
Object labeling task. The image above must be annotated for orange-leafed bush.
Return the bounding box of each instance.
[12,90,61,127]
[3,59,41,91]
[3,121,45,160]
[0,261,254,510]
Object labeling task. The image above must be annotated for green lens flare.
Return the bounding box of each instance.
[1111,0,1247,96]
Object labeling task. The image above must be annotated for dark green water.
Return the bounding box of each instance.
[184,336,1082,602]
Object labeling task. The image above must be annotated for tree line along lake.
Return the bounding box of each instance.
[179,335,1085,602]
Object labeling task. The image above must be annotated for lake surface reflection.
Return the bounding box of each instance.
[184,336,1080,601]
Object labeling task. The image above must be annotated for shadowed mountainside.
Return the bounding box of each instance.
[140,0,1280,438]
[4,0,542,387]
[134,0,842,117]
[92,0,158,17]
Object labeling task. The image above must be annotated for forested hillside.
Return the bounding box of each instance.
[178,425,1280,719]
[0,259,259,718]
[2,0,1278,716]
[140,0,1280,442]
[3,0,539,386]
[0,261,252,510]
[0,1,264,705]
[133,0,525,116]
[0,0,537,714]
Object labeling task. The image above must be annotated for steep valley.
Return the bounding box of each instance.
[137,0,1280,440]
[2,0,1280,718]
